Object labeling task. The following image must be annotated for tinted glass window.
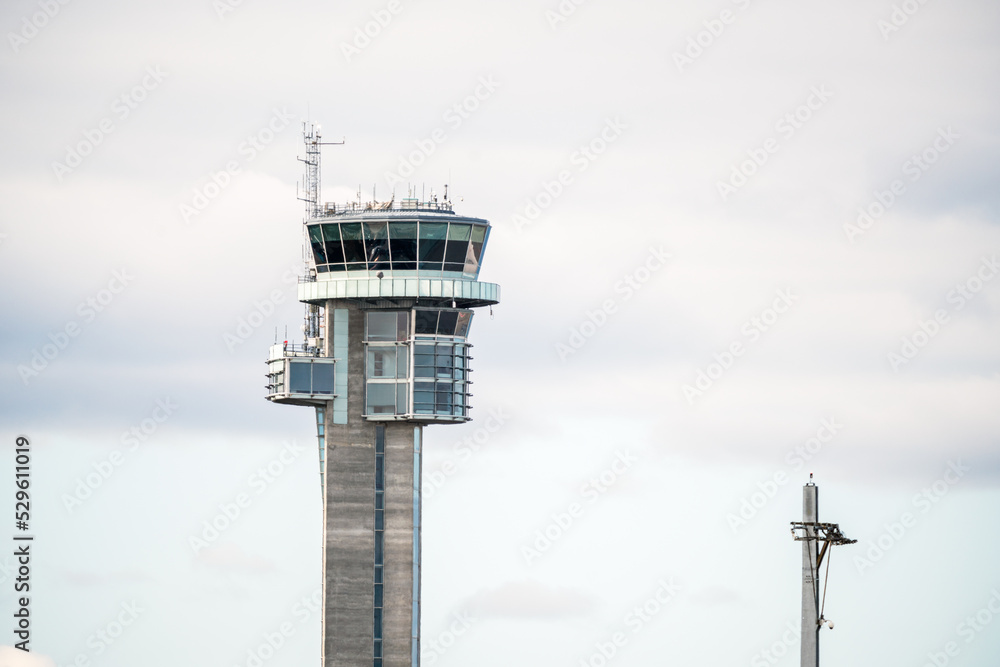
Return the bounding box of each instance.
[455,311,472,338]
[415,310,438,334]
[308,226,327,264]
[444,240,468,264]
[388,222,417,264]
[364,221,390,270]
[396,312,409,341]
[448,224,471,241]
[340,223,365,262]
[367,383,396,414]
[471,225,488,266]
[413,382,434,414]
[367,348,397,378]
[289,361,311,393]
[396,383,408,413]
[312,363,335,394]
[367,312,397,341]
[419,222,447,262]
[321,224,344,264]
[396,346,409,378]
[438,311,458,335]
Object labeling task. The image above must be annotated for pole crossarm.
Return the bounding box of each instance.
[790,521,856,545]
[790,521,856,569]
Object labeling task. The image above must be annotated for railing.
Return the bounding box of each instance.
[318,199,454,216]
[279,342,323,357]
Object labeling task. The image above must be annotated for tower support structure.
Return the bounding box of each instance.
[790,477,856,667]
[266,124,500,667]
[800,484,820,667]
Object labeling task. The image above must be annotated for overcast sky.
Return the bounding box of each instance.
[1,0,999,666]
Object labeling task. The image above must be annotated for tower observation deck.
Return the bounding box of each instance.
[265,124,500,667]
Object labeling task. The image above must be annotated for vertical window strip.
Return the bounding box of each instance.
[412,427,421,667]
[374,425,385,667]
[316,408,326,493]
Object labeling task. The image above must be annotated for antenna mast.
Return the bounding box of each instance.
[296,122,343,355]
[298,122,344,220]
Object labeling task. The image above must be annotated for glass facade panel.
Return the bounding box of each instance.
[413,309,472,336]
[414,310,438,334]
[463,243,479,274]
[364,221,390,270]
[388,222,417,267]
[396,346,409,378]
[444,240,468,264]
[289,361,311,394]
[341,223,365,262]
[438,311,458,335]
[470,225,486,265]
[309,226,327,264]
[307,220,488,275]
[367,384,396,414]
[312,363,335,394]
[455,311,472,338]
[444,223,470,267]
[436,392,453,412]
[436,361,453,379]
[395,312,409,341]
[413,382,434,414]
[356,308,474,420]
[367,348,397,378]
[447,223,471,241]
[321,224,344,264]
[418,222,447,270]
[470,225,486,244]
[396,383,408,413]
[367,312,397,341]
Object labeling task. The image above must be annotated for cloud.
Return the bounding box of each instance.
[194,543,276,574]
[688,585,742,607]
[463,579,596,619]
[0,647,56,667]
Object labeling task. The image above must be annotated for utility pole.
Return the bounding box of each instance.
[790,475,856,667]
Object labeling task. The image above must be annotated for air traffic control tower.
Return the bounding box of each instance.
[265,124,500,667]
